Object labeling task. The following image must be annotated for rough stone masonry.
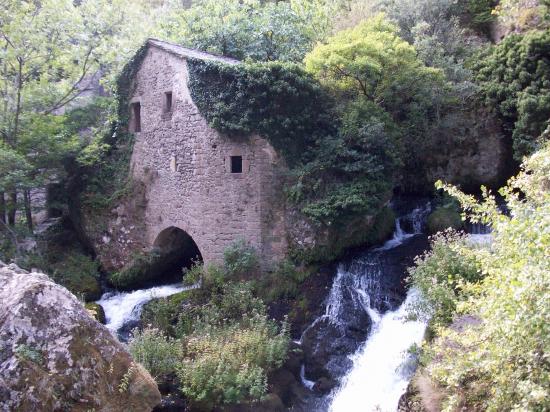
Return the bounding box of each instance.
[92,39,288,271]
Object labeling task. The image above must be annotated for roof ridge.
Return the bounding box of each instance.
[146,38,240,65]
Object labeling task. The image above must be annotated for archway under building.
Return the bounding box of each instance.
[151,226,203,284]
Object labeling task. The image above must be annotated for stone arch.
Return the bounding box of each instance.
[151,226,203,283]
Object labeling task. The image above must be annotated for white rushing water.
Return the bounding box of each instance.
[97,283,193,334]
[329,289,426,412]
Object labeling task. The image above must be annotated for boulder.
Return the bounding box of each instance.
[85,302,106,324]
[0,261,161,412]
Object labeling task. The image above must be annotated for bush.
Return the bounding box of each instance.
[223,239,259,279]
[109,249,175,290]
[408,230,482,327]
[421,145,550,410]
[128,327,181,381]
[177,312,289,408]
[48,251,102,302]
[426,206,463,234]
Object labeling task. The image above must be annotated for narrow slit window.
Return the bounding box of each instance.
[230,156,243,173]
[164,91,173,113]
[131,102,141,132]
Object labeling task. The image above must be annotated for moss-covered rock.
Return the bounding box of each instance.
[426,207,463,234]
[289,206,396,265]
[0,262,161,411]
[109,250,167,291]
[85,302,106,324]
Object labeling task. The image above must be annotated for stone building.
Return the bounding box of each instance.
[93,39,288,272]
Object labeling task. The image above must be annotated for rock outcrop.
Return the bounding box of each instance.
[0,261,161,412]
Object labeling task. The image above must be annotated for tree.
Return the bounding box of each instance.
[304,14,449,190]
[0,0,152,230]
[304,14,444,104]
[472,29,550,161]
[159,0,330,61]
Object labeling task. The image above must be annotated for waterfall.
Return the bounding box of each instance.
[298,202,431,411]
[97,282,196,340]
[328,289,426,412]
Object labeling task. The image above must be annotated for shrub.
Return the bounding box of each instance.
[408,230,482,327]
[177,312,289,408]
[223,239,259,279]
[109,249,175,290]
[128,327,181,381]
[421,145,550,410]
[48,251,102,302]
[426,206,463,234]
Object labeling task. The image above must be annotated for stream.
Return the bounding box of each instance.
[94,199,489,411]
[297,202,432,411]
[97,283,194,341]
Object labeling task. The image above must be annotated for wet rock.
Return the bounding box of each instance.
[0,261,161,412]
[85,302,106,324]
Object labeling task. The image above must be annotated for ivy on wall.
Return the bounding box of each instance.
[187,59,335,165]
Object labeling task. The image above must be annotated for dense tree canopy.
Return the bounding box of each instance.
[473,29,550,160]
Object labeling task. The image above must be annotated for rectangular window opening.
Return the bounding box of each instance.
[164,91,173,113]
[131,102,141,132]
[230,156,243,173]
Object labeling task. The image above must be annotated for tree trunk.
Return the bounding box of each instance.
[7,191,16,226]
[24,189,32,233]
[0,192,5,225]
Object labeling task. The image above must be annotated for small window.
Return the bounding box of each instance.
[131,102,141,132]
[230,156,243,173]
[164,91,173,113]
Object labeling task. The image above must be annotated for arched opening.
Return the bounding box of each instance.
[152,226,203,284]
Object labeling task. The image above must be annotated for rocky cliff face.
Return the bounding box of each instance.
[0,262,161,412]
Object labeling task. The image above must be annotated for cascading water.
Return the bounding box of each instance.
[297,202,431,412]
[97,282,196,340]
[329,289,426,412]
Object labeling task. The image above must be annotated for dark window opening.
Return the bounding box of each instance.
[230,156,243,173]
[131,102,141,132]
[164,91,173,113]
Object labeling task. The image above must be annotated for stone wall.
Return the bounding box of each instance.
[95,45,288,270]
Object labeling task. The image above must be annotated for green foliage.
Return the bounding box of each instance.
[426,206,463,234]
[472,29,550,160]
[304,14,444,103]
[136,246,290,408]
[418,144,550,410]
[0,143,32,192]
[408,231,482,326]
[466,0,497,31]
[223,239,259,279]
[303,14,457,193]
[109,249,163,291]
[177,311,289,408]
[257,259,313,302]
[187,59,334,164]
[290,100,399,224]
[20,247,103,302]
[128,328,181,380]
[160,0,331,62]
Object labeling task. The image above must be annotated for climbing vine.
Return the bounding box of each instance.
[187,59,335,165]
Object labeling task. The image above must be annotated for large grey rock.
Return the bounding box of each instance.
[0,261,161,412]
